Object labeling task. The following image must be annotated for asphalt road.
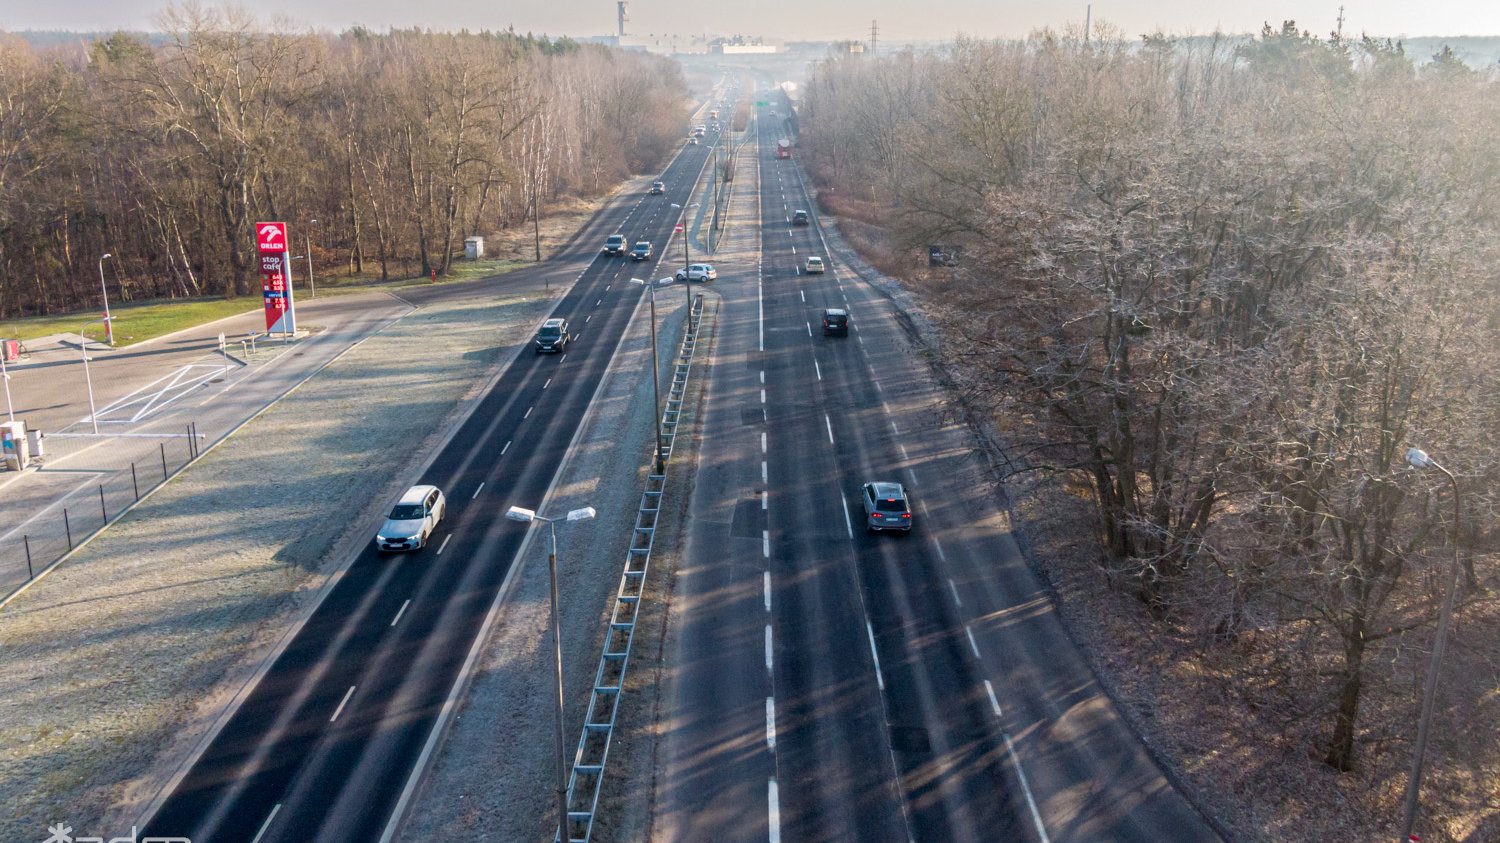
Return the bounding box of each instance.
[139,97,729,843]
[655,80,1222,843]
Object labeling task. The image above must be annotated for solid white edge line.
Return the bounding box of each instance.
[865,622,885,690]
[390,599,411,627]
[984,679,1003,717]
[330,685,356,722]
[841,495,854,538]
[966,626,981,659]
[470,481,484,500]
[764,571,772,611]
[825,414,835,445]
[1005,733,1052,843]
[765,624,774,671]
[766,696,777,749]
[251,803,281,843]
[768,779,782,843]
[948,578,962,607]
[436,534,452,556]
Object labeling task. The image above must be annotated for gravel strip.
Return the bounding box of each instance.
[0,286,560,842]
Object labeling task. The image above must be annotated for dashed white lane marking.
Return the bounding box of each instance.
[948,578,962,607]
[1005,733,1052,843]
[764,571,772,611]
[471,482,485,500]
[762,461,768,484]
[761,432,767,453]
[760,388,766,404]
[762,490,768,510]
[766,696,778,748]
[985,680,1003,717]
[873,378,883,392]
[585,314,593,323]
[759,280,765,351]
[866,622,885,690]
[762,528,770,558]
[765,624,774,670]
[841,495,854,538]
[814,360,822,381]
[251,804,281,843]
[899,444,909,460]
[330,685,356,722]
[933,537,948,562]
[436,535,452,556]
[543,378,552,389]
[501,440,511,455]
[966,626,981,658]
[524,406,533,419]
[768,779,782,843]
[907,468,919,487]
[825,414,835,444]
[391,599,411,627]
[596,298,602,306]
[805,322,812,337]
[800,289,805,302]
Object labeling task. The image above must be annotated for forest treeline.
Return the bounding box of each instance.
[0,6,688,318]
[803,21,1498,833]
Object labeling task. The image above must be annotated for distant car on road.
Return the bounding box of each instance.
[687,137,699,145]
[822,308,849,336]
[649,181,665,195]
[861,481,912,533]
[675,263,717,282]
[632,240,654,261]
[534,317,569,353]
[603,234,627,256]
[792,209,809,226]
[805,256,825,274]
[375,485,447,551]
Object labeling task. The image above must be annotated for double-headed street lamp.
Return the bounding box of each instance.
[630,277,671,474]
[1398,447,1464,843]
[305,219,319,299]
[98,253,115,346]
[669,201,701,312]
[504,504,597,843]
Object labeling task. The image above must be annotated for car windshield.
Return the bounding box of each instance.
[540,326,562,337]
[389,504,425,520]
[875,497,907,512]
[607,236,623,243]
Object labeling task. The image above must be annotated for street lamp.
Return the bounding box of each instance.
[305,219,319,299]
[79,319,104,434]
[504,503,597,843]
[631,277,671,474]
[1398,446,1463,843]
[0,341,14,424]
[98,253,115,346]
[669,201,701,312]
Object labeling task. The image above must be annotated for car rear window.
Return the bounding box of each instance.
[390,504,425,519]
[875,497,908,512]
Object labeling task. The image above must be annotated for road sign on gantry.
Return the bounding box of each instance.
[256,222,296,334]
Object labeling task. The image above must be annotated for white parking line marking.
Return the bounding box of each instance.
[966,626,981,658]
[948,578,962,607]
[769,779,782,843]
[391,599,411,627]
[866,622,885,690]
[762,528,770,558]
[764,571,772,611]
[251,804,281,843]
[985,680,1003,717]
[766,696,778,748]
[814,360,822,381]
[765,624,774,670]
[1006,733,1052,843]
[436,535,452,556]
[501,440,511,455]
[524,406,533,419]
[825,414,835,444]
[841,495,854,538]
[330,685,356,722]
[471,482,485,499]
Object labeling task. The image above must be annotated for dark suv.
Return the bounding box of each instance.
[649,181,665,195]
[822,308,849,336]
[535,318,570,353]
[603,234,627,256]
[792,209,810,226]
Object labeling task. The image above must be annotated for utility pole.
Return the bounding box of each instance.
[1085,5,1092,43]
[1336,5,1345,39]
[869,19,878,54]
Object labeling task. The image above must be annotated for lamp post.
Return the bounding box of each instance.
[1399,446,1463,843]
[669,201,701,312]
[305,219,318,299]
[98,253,115,346]
[631,278,669,474]
[504,504,597,843]
[79,319,104,434]
[0,342,14,424]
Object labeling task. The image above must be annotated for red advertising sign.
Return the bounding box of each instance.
[256,222,294,333]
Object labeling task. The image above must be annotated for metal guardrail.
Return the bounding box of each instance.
[560,292,707,842]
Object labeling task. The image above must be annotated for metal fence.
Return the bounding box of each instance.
[2,424,203,603]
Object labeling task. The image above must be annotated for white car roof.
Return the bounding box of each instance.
[399,484,439,504]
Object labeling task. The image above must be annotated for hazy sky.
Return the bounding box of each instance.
[8,0,1499,41]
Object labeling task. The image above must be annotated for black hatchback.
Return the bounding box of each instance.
[822,308,849,336]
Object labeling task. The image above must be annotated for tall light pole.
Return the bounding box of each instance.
[98,253,115,346]
[305,219,319,299]
[504,504,597,843]
[0,342,14,424]
[669,201,700,311]
[1399,446,1463,843]
[79,319,104,434]
[631,277,668,474]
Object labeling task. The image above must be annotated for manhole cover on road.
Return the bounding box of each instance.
[741,407,765,426]
[890,726,932,754]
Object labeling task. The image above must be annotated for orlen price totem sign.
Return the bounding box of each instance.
[257,222,296,334]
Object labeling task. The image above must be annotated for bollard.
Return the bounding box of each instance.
[100,485,107,522]
[161,443,168,479]
[131,463,139,500]
[24,535,32,580]
[64,508,72,549]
